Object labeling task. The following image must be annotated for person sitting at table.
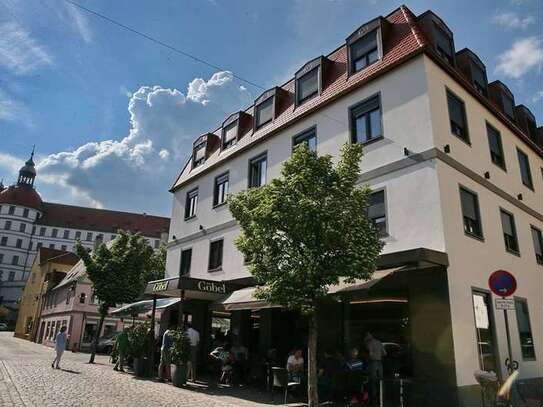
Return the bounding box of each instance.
[286,348,304,383]
[210,343,236,385]
[344,347,365,371]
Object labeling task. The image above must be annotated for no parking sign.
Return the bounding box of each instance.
[488,269,517,298]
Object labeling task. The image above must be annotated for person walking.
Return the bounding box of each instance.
[113,328,129,372]
[186,322,200,382]
[365,332,386,406]
[51,326,68,369]
[158,324,174,382]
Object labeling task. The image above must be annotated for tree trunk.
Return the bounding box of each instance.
[307,311,319,407]
[89,309,106,364]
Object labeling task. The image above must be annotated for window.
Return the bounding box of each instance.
[486,124,505,170]
[447,90,469,142]
[0,254,3,263]
[350,95,382,144]
[193,141,206,167]
[293,128,317,152]
[79,293,86,304]
[297,67,319,105]
[472,291,498,373]
[222,121,238,150]
[471,64,487,96]
[16,239,22,249]
[63,230,70,239]
[36,242,42,250]
[367,190,386,236]
[19,223,26,233]
[500,209,519,254]
[531,226,543,265]
[526,117,537,141]
[86,232,93,241]
[4,221,11,230]
[213,173,229,207]
[180,248,192,276]
[39,227,46,236]
[49,244,55,249]
[61,245,67,251]
[208,239,224,271]
[434,24,454,65]
[22,208,29,218]
[0,271,3,281]
[460,188,483,239]
[255,97,274,128]
[8,271,15,282]
[517,149,533,189]
[75,231,81,240]
[12,256,19,265]
[8,206,15,215]
[0,237,6,246]
[514,298,536,360]
[502,93,515,120]
[110,234,116,241]
[51,228,58,238]
[350,29,378,73]
[184,188,198,219]
[28,242,32,251]
[249,153,267,188]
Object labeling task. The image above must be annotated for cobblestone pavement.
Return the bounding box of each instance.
[0,333,299,407]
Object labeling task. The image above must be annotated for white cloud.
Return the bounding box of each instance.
[495,37,543,79]
[0,21,53,75]
[64,3,93,43]
[532,90,543,103]
[492,12,535,29]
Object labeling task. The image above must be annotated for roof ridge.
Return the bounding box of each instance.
[42,201,168,220]
[399,5,426,48]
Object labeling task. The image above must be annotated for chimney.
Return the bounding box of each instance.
[94,234,104,251]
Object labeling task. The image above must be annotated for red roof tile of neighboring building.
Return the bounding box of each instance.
[37,202,170,238]
[38,247,80,266]
[0,185,43,210]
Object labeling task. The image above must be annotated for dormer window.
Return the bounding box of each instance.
[471,64,487,96]
[350,30,378,73]
[295,57,326,106]
[418,12,455,66]
[489,81,516,122]
[503,94,515,120]
[222,120,238,150]
[221,111,251,149]
[193,141,206,167]
[255,97,274,129]
[434,24,454,65]
[456,49,488,97]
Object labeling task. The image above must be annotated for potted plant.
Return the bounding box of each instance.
[128,323,151,377]
[169,329,192,387]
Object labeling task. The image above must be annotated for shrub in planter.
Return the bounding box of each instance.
[169,329,192,387]
[128,323,151,377]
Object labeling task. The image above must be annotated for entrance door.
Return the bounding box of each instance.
[472,290,500,375]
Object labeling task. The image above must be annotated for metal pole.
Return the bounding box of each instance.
[177,289,185,329]
[149,295,157,377]
[503,300,513,374]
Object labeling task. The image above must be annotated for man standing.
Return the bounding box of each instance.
[186,322,200,382]
[365,332,386,406]
[158,324,174,382]
[51,326,68,369]
[113,328,129,372]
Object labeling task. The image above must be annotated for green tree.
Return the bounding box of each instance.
[229,143,383,406]
[76,231,161,363]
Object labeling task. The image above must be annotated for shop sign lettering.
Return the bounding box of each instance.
[153,281,169,292]
[197,281,226,294]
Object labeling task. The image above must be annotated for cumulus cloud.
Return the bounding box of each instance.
[0,21,53,75]
[5,71,252,214]
[495,37,543,79]
[492,12,535,29]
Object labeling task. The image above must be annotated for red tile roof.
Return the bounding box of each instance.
[0,185,43,210]
[38,247,80,266]
[37,202,170,238]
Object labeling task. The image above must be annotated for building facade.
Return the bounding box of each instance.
[161,5,542,405]
[0,152,170,324]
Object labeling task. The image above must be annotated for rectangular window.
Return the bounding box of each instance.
[19,223,26,233]
[36,242,42,250]
[471,65,487,96]
[63,230,70,239]
[255,97,274,128]
[367,190,386,236]
[249,153,267,188]
[222,121,238,150]
[154,240,160,249]
[12,256,19,265]
[517,148,533,189]
[79,293,86,304]
[51,228,58,238]
[110,234,116,241]
[193,142,206,167]
[0,254,3,263]
[0,237,7,246]
[350,29,378,73]
[28,242,33,250]
[514,298,536,360]
[180,248,192,276]
[8,206,15,215]
[503,94,515,120]
[86,232,93,241]
[213,173,229,207]
[39,227,46,236]
[16,239,22,249]
[75,231,81,240]
[350,95,382,144]
[4,221,11,231]
[22,208,29,218]
[184,188,198,219]
[472,291,498,373]
[460,188,483,239]
[208,239,224,271]
[531,226,543,265]
[435,25,454,65]
[486,124,505,170]
[297,67,319,104]
[293,128,317,152]
[447,90,469,142]
[500,209,519,254]
[49,244,55,249]
[61,245,67,251]
[8,271,15,282]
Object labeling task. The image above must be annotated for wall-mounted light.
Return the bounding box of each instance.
[403,147,410,156]
[199,225,204,231]
[484,171,490,179]
[517,194,523,201]
[444,145,451,154]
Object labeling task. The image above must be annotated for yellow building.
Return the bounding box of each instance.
[14,247,79,340]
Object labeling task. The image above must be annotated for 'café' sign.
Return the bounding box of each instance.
[153,281,169,292]
[197,281,226,294]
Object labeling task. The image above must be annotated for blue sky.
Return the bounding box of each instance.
[0,0,542,216]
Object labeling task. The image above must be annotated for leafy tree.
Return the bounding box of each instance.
[76,231,163,363]
[229,143,383,406]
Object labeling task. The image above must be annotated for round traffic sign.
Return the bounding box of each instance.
[488,270,517,297]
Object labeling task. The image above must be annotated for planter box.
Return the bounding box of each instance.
[171,364,187,387]
[133,357,151,378]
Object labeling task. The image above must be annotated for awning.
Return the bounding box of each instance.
[143,275,243,301]
[213,267,404,311]
[110,298,181,316]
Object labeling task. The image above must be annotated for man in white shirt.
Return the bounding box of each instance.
[186,323,200,382]
[51,326,68,369]
[286,348,304,383]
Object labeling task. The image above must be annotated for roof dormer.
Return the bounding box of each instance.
[489,81,516,122]
[192,133,220,169]
[295,56,330,107]
[515,105,538,142]
[418,11,456,66]
[346,17,390,76]
[456,48,488,97]
[221,111,252,150]
[253,87,289,130]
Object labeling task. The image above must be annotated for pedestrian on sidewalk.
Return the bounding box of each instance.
[51,326,68,369]
[186,322,200,382]
[158,324,174,382]
[113,327,129,372]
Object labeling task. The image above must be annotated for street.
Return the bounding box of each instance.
[0,333,290,407]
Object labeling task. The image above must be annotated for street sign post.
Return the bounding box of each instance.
[495,298,515,310]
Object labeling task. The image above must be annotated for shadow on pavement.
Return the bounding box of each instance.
[60,369,81,374]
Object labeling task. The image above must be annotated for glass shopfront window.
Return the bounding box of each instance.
[472,291,498,373]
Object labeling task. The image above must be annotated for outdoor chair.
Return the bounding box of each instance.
[270,367,300,404]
